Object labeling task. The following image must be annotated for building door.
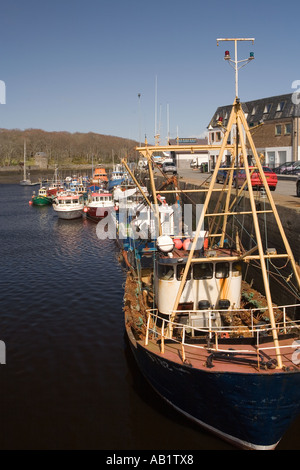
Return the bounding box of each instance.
[267,151,275,168]
[278,151,287,166]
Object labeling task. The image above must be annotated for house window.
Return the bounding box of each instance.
[264,104,272,113]
[216,132,221,141]
[251,106,256,115]
[275,125,282,135]
[277,101,285,112]
[284,123,292,135]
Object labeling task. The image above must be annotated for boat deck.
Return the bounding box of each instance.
[135,333,300,374]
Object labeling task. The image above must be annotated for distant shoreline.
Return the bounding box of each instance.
[0,165,100,184]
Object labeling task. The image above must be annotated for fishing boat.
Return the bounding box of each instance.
[113,182,175,268]
[92,167,108,186]
[84,191,114,221]
[31,187,53,206]
[108,164,132,191]
[52,191,84,219]
[47,166,65,197]
[123,40,300,450]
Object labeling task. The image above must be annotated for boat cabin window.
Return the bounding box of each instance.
[176,264,191,281]
[158,264,174,280]
[193,262,213,280]
[215,262,229,279]
[65,199,71,204]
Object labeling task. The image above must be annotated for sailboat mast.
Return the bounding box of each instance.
[23,139,26,181]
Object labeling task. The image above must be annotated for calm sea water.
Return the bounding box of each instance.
[0,184,299,451]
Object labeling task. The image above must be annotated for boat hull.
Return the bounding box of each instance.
[125,323,300,450]
[85,206,112,221]
[53,209,83,219]
[32,196,52,206]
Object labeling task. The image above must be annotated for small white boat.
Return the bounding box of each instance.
[52,191,84,220]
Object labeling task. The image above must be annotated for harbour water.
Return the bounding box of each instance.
[0,183,299,451]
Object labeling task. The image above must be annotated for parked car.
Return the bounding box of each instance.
[216,165,227,183]
[234,166,278,191]
[216,165,236,183]
[297,175,300,197]
[281,161,300,175]
[273,162,294,174]
[162,160,177,175]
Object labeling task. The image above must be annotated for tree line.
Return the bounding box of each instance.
[0,128,138,167]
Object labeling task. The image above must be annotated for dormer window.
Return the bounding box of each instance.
[264,103,272,113]
[251,106,256,115]
[277,101,285,112]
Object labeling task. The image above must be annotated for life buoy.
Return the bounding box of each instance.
[221,332,230,339]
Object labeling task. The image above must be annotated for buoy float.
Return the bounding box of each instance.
[183,238,191,251]
[29,200,33,205]
[83,207,88,212]
[156,235,174,253]
[173,238,183,250]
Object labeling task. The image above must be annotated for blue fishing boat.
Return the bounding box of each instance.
[123,40,300,450]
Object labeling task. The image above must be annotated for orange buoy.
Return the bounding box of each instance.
[173,238,183,250]
[183,238,191,251]
[29,200,33,205]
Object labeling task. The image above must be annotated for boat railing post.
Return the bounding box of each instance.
[283,307,287,334]
[145,313,150,346]
[256,329,260,369]
[181,327,186,362]
[161,320,165,354]
[215,326,219,351]
[208,311,212,339]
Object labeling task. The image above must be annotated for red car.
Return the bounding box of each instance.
[234,166,278,191]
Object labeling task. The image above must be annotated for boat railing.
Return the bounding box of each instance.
[145,304,300,366]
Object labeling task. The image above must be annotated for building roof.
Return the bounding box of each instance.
[208,93,300,128]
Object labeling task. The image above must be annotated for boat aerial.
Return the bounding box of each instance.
[122,38,300,450]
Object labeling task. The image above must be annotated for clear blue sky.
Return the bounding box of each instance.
[1,0,300,144]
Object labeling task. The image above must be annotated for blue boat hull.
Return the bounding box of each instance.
[127,334,300,450]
